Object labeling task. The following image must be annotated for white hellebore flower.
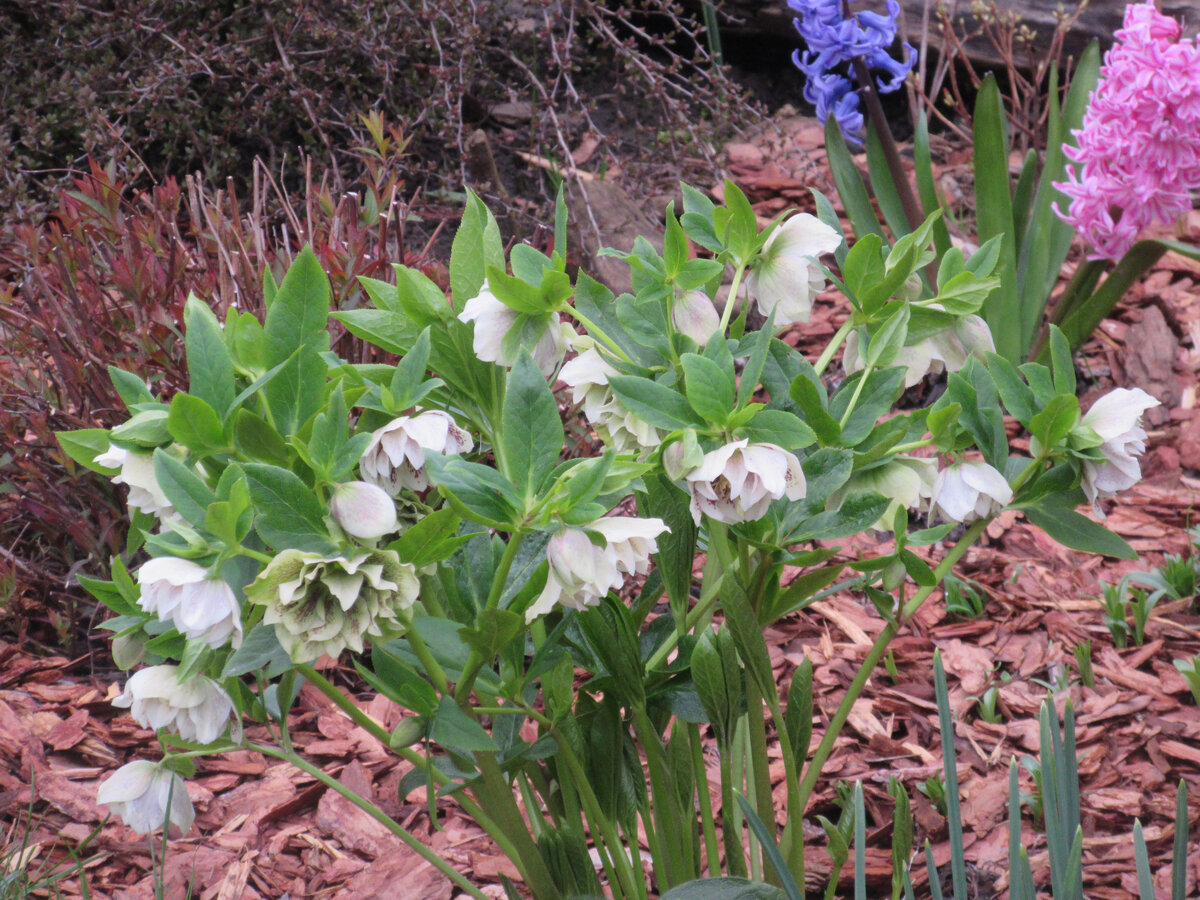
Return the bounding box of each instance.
[137,557,243,650]
[1079,388,1160,516]
[457,279,573,376]
[559,349,659,452]
[673,290,722,345]
[829,456,937,532]
[843,314,996,389]
[360,411,472,495]
[744,213,841,326]
[97,760,194,835]
[113,665,239,744]
[330,481,398,539]
[246,549,419,663]
[685,439,807,525]
[930,460,1012,524]
[93,444,174,518]
[525,517,669,622]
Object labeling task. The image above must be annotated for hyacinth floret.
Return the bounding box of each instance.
[1054,1,1200,260]
[789,0,917,145]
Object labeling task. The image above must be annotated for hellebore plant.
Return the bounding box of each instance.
[796,0,1200,364]
[61,184,1151,898]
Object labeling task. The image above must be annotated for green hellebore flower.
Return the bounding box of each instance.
[246,549,419,663]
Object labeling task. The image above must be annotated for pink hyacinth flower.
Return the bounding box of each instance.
[1054,1,1200,260]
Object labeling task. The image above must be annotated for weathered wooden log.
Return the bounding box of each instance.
[711,0,1197,72]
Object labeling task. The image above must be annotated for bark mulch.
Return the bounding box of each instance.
[3,112,1200,899]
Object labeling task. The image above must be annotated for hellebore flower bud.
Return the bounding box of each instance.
[672,290,722,345]
[330,481,398,539]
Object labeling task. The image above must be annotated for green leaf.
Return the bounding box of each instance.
[825,118,884,242]
[788,374,841,445]
[108,366,155,410]
[392,508,477,569]
[790,491,890,542]
[1029,394,1079,450]
[832,368,907,446]
[244,462,335,552]
[56,429,117,474]
[499,352,564,498]
[609,374,702,431]
[865,121,912,239]
[1023,502,1136,559]
[640,473,697,622]
[424,454,521,528]
[913,111,952,259]
[234,410,290,465]
[394,265,454,325]
[458,609,524,661]
[985,352,1037,424]
[265,246,332,365]
[168,392,227,453]
[332,308,421,356]
[450,190,505,309]
[221,624,293,679]
[738,410,816,450]
[972,75,1019,363]
[681,353,735,424]
[865,303,910,368]
[153,449,215,527]
[1048,326,1076,396]
[184,294,236,416]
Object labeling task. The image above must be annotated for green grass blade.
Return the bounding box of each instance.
[1134,820,1156,900]
[972,74,1020,362]
[1173,780,1188,900]
[825,118,885,244]
[1065,826,1084,900]
[854,782,866,900]
[1062,701,1082,844]
[924,840,943,900]
[1010,150,1037,251]
[735,793,805,900]
[933,652,967,900]
[1017,43,1101,354]
[1040,703,1067,899]
[1008,757,1023,895]
[1056,238,1200,351]
[913,111,952,259]
[865,122,911,239]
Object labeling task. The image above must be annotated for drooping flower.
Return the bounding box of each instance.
[137,558,243,650]
[744,214,842,326]
[1078,387,1160,516]
[828,456,937,531]
[672,290,722,345]
[113,665,239,744]
[457,280,573,376]
[97,761,194,835]
[360,411,472,495]
[842,313,996,388]
[94,445,174,518]
[789,0,917,145]
[330,481,399,539]
[525,517,669,622]
[1054,2,1200,259]
[929,460,1012,524]
[559,348,660,452]
[685,439,807,525]
[246,549,419,663]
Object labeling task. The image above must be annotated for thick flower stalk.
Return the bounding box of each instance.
[113,665,239,744]
[525,517,669,622]
[94,444,174,519]
[1054,1,1200,259]
[457,280,573,376]
[137,558,243,650]
[559,348,660,452]
[97,760,195,835]
[246,549,420,663]
[929,460,1012,524]
[1078,387,1160,515]
[789,0,917,145]
[685,440,807,525]
[744,214,842,326]
[360,410,473,495]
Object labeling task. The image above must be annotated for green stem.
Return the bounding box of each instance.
[632,706,684,888]
[814,318,855,376]
[298,664,391,746]
[456,532,526,704]
[566,307,635,365]
[689,723,721,875]
[793,518,989,819]
[248,742,490,900]
[718,262,748,333]
[238,547,275,564]
[718,737,748,877]
[744,676,779,885]
[644,570,726,672]
[399,613,450,696]
[839,362,874,427]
